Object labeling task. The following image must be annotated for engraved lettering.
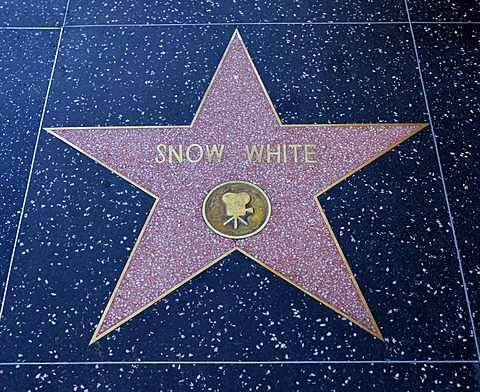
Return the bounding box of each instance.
[245,144,264,162]
[156,143,319,164]
[288,144,302,163]
[186,143,204,163]
[267,144,281,163]
[168,145,183,163]
[305,144,317,163]
[155,144,167,164]
[206,144,225,163]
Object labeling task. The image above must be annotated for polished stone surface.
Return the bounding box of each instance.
[408,0,480,22]
[66,0,409,24]
[414,24,480,340]
[0,0,478,389]
[0,1,66,26]
[0,30,59,293]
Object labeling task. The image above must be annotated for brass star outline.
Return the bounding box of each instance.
[47,30,427,344]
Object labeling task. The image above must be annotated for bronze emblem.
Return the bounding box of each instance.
[203,181,271,239]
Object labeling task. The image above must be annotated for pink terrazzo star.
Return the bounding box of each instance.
[49,31,426,344]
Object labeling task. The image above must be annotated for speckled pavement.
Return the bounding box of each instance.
[0,1,479,390]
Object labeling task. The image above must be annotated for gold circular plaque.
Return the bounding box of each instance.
[202,181,271,239]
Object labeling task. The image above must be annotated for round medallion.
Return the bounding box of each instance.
[202,181,271,239]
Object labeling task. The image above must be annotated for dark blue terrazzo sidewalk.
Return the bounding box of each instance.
[0,0,478,390]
